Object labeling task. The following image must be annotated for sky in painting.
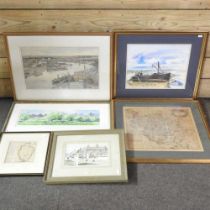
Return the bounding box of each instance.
[126,44,192,72]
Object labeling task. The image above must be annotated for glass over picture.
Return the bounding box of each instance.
[21,47,99,90]
[18,110,100,126]
[126,44,192,89]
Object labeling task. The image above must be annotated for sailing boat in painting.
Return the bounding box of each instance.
[125,44,192,89]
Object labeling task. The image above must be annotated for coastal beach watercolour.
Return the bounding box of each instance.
[21,47,99,90]
[126,44,192,89]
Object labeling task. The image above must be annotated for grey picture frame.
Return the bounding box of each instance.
[44,129,128,184]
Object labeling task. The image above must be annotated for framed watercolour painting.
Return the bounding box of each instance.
[114,32,208,98]
[5,103,111,132]
[0,132,50,175]
[6,33,111,101]
[114,99,210,163]
[44,130,127,184]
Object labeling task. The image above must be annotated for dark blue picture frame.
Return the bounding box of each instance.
[114,32,207,98]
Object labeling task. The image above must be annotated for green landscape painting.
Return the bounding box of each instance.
[17,110,100,126]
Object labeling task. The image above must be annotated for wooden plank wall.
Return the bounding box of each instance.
[0,0,210,97]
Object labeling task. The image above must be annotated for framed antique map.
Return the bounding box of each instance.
[0,132,50,175]
[44,130,127,184]
[114,32,207,98]
[5,102,111,132]
[114,99,210,163]
[6,33,111,101]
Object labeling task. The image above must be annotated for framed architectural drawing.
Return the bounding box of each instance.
[6,33,111,101]
[114,99,210,163]
[114,32,208,98]
[0,132,50,175]
[44,130,127,184]
[5,102,111,132]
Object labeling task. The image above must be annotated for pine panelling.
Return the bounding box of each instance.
[0,10,210,33]
[0,36,7,57]
[0,79,12,97]
[0,58,10,78]
[198,79,210,97]
[0,0,210,9]
[201,59,210,78]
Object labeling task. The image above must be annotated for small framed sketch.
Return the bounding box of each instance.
[44,130,127,184]
[114,32,208,98]
[0,132,50,175]
[114,99,210,163]
[6,33,111,101]
[5,102,111,132]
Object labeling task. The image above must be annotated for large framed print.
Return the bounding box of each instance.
[44,130,127,184]
[114,32,208,98]
[0,132,50,175]
[114,99,210,163]
[5,102,111,132]
[6,33,111,101]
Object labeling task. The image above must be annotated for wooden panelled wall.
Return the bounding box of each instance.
[0,0,210,97]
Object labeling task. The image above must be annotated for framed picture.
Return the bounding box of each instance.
[5,102,111,132]
[114,32,208,98]
[6,33,111,101]
[0,132,50,175]
[114,99,210,163]
[44,130,127,184]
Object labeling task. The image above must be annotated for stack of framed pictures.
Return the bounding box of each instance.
[0,32,128,183]
[113,31,210,163]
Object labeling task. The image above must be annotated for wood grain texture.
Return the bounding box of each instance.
[0,0,210,9]
[0,58,10,78]
[201,58,210,78]
[0,36,7,57]
[198,79,210,97]
[0,79,12,97]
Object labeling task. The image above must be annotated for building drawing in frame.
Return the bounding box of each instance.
[64,143,110,167]
[126,44,192,89]
[21,47,99,89]
[123,106,204,151]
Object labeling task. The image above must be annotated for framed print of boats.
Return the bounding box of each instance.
[4,103,111,132]
[44,130,127,184]
[114,99,210,163]
[6,33,111,101]
[114,32,208,98]
[0,132,50,175]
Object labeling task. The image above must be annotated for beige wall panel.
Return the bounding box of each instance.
[198,79,210,97]
[0,10,210,32]
[0,79,12,97]
[0,0,210,9]
[0,58,10,78]
[0,36,7,57]
[201,58,210,78]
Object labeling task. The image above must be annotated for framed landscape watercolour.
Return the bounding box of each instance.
[114,32,208,98]
[0,132,50,175]
[44,130,127,184]
[5,103,111,132]
[114,99,210,163]
[6,33,111,101]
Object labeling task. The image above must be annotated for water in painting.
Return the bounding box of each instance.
[126,44,192,89]
[21,47,99,89]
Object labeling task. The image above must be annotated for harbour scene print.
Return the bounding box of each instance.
[126,44,192,89]
[64,143,110,166]
[17,110,100,126]
[21,47,99,89]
